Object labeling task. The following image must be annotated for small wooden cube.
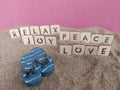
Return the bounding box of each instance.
[98,45,111,56]
[85,45,98,55]
[30,26,40,35]
[9,29,20,38]
[22,35,34,45]
[40,25,50,35]
[20,27,30,36]
[70,32,80,41]
[34,36,45,45]
[102,35,114,45]
[50,25,60,34]
[60,31,70,40]
[80,32,91,43]
[45,36,57,45]
[72,45,85,55]
[91,34,103,44]
[60,45,72,55]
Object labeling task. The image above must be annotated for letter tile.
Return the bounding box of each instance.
[34,36,45,45]
[9,29,20,38]
[85,45,98,55]
[73,45,85,55]
[30,26,40,35]
[60,31,70,40]
[22,35,34,45]
[102,35,114,45]
[40,25,50,35]
[70,32,80,41]
[91,34,103,44]
[80,32,91,43]
[45,36,57,45]
[20,27,30,36]
[60,45,72,55]
[50,25,60,34]
[98,45,111,56]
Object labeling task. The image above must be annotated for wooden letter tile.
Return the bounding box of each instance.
[85,45,98,55]
[20,27,30,36]
[60,45,72,55]
[60,31,70,40]
[22,35,34,45]
[34,36,45,45]
[40,25,50,35]
[102,35,114,45]
[50,25,60,34]
[45,36,57,45]
[91,34,103,44]
[80,32,91,43]
[70,32,80,41]
[72,45,85,55]
[30,26,40,35]
[98,45,111,56]
[9,29,20,38]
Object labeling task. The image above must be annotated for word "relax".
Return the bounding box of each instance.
[9,25,60,38]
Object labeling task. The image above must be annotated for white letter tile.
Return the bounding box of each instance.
[98,45,111,56]
[34,36,45,45]
[91,34,103,44]
[9,29,20,38]
[102,35,114,45]
[85,45,98,55]
[80,32,91,43]
[20,27,30,36]
[50,25,60,34]
[73,45,85,55]
[70,32,80,41]
[60,45,72,55]
[45,36,57,45]
[40,25,50,35]
[30,26,40,35]
[22,35,34,45]
[60,31,70,40]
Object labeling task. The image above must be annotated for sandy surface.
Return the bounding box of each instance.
[0,27,120,90]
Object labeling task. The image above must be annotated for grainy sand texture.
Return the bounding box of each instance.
[0,27,120,90]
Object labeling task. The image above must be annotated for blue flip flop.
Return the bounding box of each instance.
[41,56,55,77]
[20,53,43,86]
[30,47,55,77]
[20,47,55,86]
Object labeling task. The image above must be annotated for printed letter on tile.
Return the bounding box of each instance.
[102,35,114,45]
[34,36,45,45]
[20,27,30,36]
[40,25,50,35]
[9,29,20,38]
[22,35,34,45]
[50,25,60,34]
[91,34,102,44]
[60,45,72,55]
[30,26,40,35]
[73,45,85,55]
[70,32,80,41]
[60,31,70,40]
[85,45,98,55]
[45,36,57,45]
[98,45,111,56]
[81,32,91,43]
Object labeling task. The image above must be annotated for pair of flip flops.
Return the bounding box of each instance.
[20,47,55,86]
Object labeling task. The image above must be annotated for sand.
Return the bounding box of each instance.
[0,27,120,90]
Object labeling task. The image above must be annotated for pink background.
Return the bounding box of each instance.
[0,0,120,33]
